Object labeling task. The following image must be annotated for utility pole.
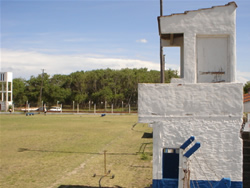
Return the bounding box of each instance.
[160,0,163,16]
[160,0,165,83]
[39,69,45,108]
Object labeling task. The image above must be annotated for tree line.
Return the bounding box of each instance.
[13,68,179,108]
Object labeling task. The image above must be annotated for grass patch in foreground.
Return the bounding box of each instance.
[0,114,152,188]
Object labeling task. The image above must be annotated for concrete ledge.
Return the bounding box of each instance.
[138,83,243,123]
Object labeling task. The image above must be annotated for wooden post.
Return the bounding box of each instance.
[160,0,163,16]
[160,42,165,83]
[104,150,107,174]
[160,0,165,83]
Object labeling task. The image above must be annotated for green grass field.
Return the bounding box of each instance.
[0,114,153,188]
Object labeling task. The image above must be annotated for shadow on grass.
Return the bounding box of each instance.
[18,148,137,156]
[131,123,153,139]
[58,186,116,188]
[138,142,153,154]
[58,185,151,188]
[141,132,153,139]
[18,147,154,156]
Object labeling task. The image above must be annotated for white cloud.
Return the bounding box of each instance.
[136,39,148,43]
[236,70,250,84]
[1,49,160,79]
[2,49,249,83]
[63,38,96,42]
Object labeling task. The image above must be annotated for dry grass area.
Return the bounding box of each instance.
[0,114,153,188]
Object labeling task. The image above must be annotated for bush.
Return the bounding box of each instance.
[140,153,149,160]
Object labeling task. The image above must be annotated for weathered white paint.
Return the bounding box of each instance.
[196,36,228,83]
[158,2,237,83]
[152,119,242,181]
[138,83,243,182]
[139,83,242,122]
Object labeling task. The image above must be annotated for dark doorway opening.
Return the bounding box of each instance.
[162,148,179,179]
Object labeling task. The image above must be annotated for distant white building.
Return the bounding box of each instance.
[139,2,243,188]
[0,72,13,111]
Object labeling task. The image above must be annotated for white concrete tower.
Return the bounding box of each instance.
[0,72,13,111]
[138,2,243,188]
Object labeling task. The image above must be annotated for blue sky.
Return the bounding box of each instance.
[1,0,249,83]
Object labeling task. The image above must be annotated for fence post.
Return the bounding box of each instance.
[26,101,28,112]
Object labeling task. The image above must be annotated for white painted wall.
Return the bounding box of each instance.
[244,101,250,113]
[153,119,242,181]
[0,72,13,82]
[139,83,242,122]
[159,2,236,83]
[244,113,250,131]
[196,36,228,83]
[138,83,243,182]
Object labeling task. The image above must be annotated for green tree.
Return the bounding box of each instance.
[165,69,179,83]
[244,81,250,94]
[12,78,28,106]
[44,74,72,106]
[70,71,88,104]
[12,68,179,108]
[25,73,50,106]
[49,74,71,101]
